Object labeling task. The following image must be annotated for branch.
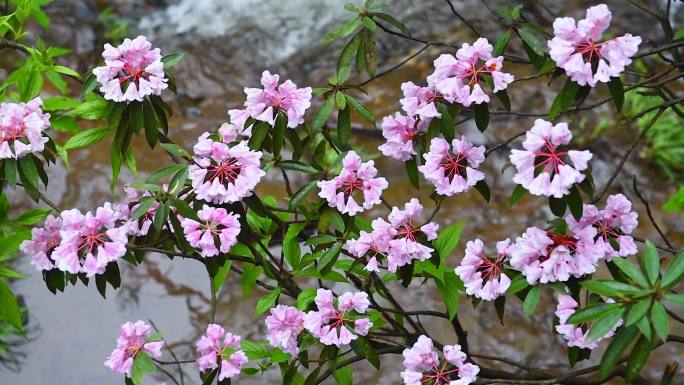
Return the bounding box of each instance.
[632,176,675,250]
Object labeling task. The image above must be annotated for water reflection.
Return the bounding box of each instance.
[1,0,682,384]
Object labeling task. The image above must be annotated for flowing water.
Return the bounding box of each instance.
[1,1,683,384]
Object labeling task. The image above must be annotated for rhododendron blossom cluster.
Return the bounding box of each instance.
[317,151,388,216]
[455,239,511,301]
[401,335,479,385]
[510,119,593,198]
[555,295,622,349]
[196,324,248,381]
[428,37,514,107]
[419,136,485,196]
[229,70,312,129]
[567,194,638,260]
[181,205,241,258]
[93,35,168,102]
[104,321,164,376]
[265,305,305,355]
[548,4,641,87]
[0,97,50,159]
[20,215,62,271]
[303,289,372,347]
[379,112,427,161]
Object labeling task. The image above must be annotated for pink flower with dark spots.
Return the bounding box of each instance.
[20,215,62,271]
[419,136,485,196]
[104,320,164,376]
[400,81,443,122]
[509,226,601,284]
[233,70,312,128]
[455,239,511,301]
[555,294,622,349]
[428,38,513,107]
[302,289,372,347]
[181,205,240,258]
[566,194,638,260]
[317,151,388,216]
[189,140,265,204]
[385,199,439,269]
[265,305,305,355]
[401,335,479,385]
[196,324,248,381]
[510,119,592,198]
[92,36,168,102]
[51,203,129,277]
[548,4,641,87]
[0,97,50,159]
[379,112,428,161]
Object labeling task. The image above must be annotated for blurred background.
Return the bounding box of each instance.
[0,0,683,384]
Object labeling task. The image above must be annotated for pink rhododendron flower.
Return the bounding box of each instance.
[120,186,158,237]
[509,226,600,284]
[303,289,372,347]
[317,151,388,216]
[400,81,443,122]
[567,194,638,260]
[385,198,439,269]
[345,218,395,272]
[181,205,240,258]
[0,97,50,159]
[20,215,62,271]
[555,294,622,349]
[196,324,248,381]
[419,136,485,196]
[379,113,428,161]
[265,305,305,355]
[51,203,129,277]
[189,139,265,204]
[230,70,312,129]
[548,4,641,87]
[510,119,592,198]
[104,320,164,376]
[401,335,479,385]
[427,38,513,107]
[92,36,168,102]
[455,239,511,301]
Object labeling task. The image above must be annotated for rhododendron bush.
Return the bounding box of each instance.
[2,1,684,385]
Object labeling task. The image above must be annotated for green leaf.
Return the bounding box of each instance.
[272,113,286,156]
[599,325,639,380]
[474,180,490,202]
[610,258,649,288]
[437,103,454,141]
[143,99,159,147]
[324,17,361,44]
[371,13,410,35]
[625,335,652,381]
[147,164,186,183]
[337,106,351,145]
[289,180,318,210]
[626,298,652,326]
[566,186,583,220]
[549,79,579,120]
[435,271,461,320]
[360,16,376,32]
[333,364,352,385]
[168,166,188,195]
[662,186,684,212]
[337,32,362,81]
[318,242,343,275]
[241,264,262,298]
[517,24,545,56]
[255,287,281,317]
[212,259,233,295]
[581,280,640,297]
[405,157,419,189]
[523,286,541,317]
[662,250,684,288]
[493,30,511,56]
[283,223,305,269]
[664,293,684,307]
[70,96,110,120]
[640,241,660,285]
[43,96,80,111]
[509,184,526,207]
[350,336,380,369]
[0,280,22,331]
[159,142,191,158]
[549,196,566,217]
[63,127,111,150]
[131,197,155,220]
[345,95,375,124]
[432,220,466,262]
[607,77,624,112]
[52,65,80,78]
[507,274,529,294]
[296,288,317,311]
[567,302,621,324]
[473,102,489,132]
[312,96,335,131]
[650,301,669,341]
[279,160,319,174]
[162,52,185,68]
[130,352,156,385]
[586,306,624,342]
[13,207,52,225]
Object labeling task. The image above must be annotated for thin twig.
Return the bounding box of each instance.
[632,176,674,250]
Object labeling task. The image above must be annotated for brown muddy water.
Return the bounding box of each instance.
[1,1,683,384]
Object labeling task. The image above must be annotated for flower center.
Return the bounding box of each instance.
[118,62,150,86]
[0,123,28,144]
[327,309,350,330]
[593,220,622,245]
[78,230,110,256]
[533,139,569,175]
[396,221,420,242]
[421,359,461,385]
[543,232,578,261]
[462,60,494,87]
[207,158,242,185]
[124,340,143,359]
[475,253,505,282]
[337,176,364,199]
[575,38,607,62]
[440,151,468,182]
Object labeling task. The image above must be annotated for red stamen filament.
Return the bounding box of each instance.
[421,359,461,384]
[544,233,578,260]
[207,158,241,185]
[534,139,568,174]
[440,152,468,181]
